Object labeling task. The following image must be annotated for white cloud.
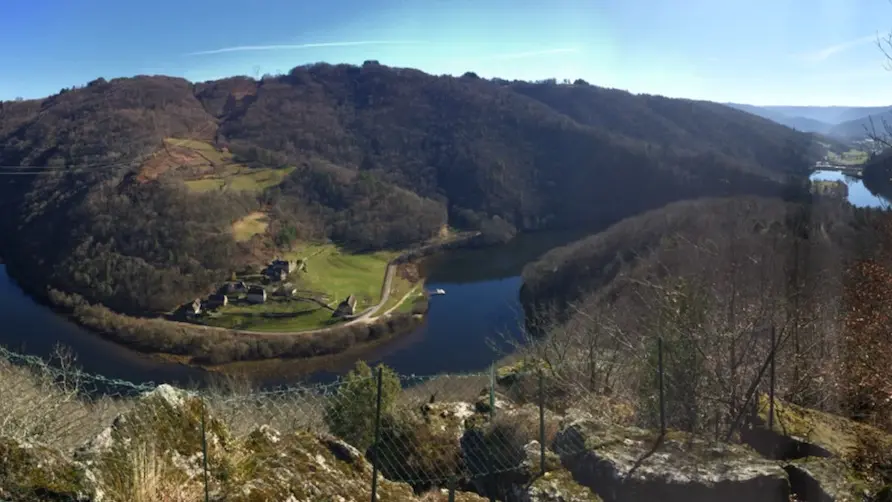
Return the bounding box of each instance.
[185,40,426,56]
[798,34,877,62]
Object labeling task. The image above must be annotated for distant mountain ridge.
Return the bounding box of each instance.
[724,102,892,138]
[0,63,826,316]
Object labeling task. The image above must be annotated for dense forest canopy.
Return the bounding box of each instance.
[0,62,829,315]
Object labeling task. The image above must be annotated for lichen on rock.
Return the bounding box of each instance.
[224,427,418,501]
[0,437,93,501]
[784,456,874,502]
[745,393,892,461]
[553,419,790,502]
[525,468,603,502]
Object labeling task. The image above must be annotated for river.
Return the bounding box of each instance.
[3,173,880,387]
[0,230,590,387]
[809,169,889,208]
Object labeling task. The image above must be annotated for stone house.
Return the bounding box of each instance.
[247,286,267,304]
[208,294,229,307]
[271,259,298,274]
[186,299,202,317]
[333,294,357,318]
[268,268,288,282]
[223,281,247,294]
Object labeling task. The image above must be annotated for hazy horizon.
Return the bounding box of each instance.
[4,0,892,106]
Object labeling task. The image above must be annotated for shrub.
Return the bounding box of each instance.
[323,361,401,451]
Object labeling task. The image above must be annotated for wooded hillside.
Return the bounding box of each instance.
[0,62,826,315]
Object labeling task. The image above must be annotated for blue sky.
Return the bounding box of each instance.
[2,0,891,106]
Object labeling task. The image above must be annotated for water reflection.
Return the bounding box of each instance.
[810,170,890,208]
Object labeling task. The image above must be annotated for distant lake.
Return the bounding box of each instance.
[810,170,890,208]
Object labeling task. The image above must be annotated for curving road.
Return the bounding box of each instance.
[169,232,480,337]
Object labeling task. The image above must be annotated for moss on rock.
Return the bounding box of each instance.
[527,468,603,502]
[784,456,875,502]
[0,437,92,501]
[224,428,418,501]
[554,420,789,502]
[748,394,892,460]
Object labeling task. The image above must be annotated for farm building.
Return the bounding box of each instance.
[333,294,357,318]
[208,294,229,307]
[247,286,267,304]
[185,299,202,317]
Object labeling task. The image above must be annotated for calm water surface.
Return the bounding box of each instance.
[809,170,889,208]
[0,230,589,387]
[1,175,883,386]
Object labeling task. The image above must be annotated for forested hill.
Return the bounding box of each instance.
[0,62,825,315]
[518,194,860,327]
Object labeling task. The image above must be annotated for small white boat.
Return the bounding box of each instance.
[430,288,446,296]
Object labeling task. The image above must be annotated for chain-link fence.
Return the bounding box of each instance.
[0,336,782,502]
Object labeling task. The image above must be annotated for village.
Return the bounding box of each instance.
[178,256,361,330]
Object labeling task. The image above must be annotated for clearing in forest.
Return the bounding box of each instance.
[231,212,269,242]
[145,138,295,193]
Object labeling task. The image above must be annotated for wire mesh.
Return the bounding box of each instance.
[0,341,759,501]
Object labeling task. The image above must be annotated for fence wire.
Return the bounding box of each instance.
[0,339,776,501]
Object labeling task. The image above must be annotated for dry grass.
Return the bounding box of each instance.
[231,211,269,242]
[102,438,205,502]
[0,347,132,451]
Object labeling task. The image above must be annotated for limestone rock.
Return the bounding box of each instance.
[524,468,603,502]
[0,437,94,501]
[77,384,228,502]
[553,420,790,502]
[784,456,873,502]
[225,427,419,501]
[743,394,892,461]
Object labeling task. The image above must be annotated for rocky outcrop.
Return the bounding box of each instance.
[743,394,892,461]
[553,418,790,502]
[0,437,93,501]
[5,381,892,502]
[224,426,421,501]
[783,457,872,502]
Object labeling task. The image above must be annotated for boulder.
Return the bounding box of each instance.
[524,468,603,502]
[223,426,420,501]
[784,456,874,502]
[743,394,892,461]
[0,437,94,501]
[553,419,790,502]
[461,402,564,501]
[75,384,229,502]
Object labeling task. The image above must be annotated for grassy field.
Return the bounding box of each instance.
[231,212,269,242]
[826,149,869,166]
[184,165,295,193]
[196,243,400,332]
[164,138,295,193]
[285,244,398,311]
[377,276,416,314]
[396,290,426,314]
[202,297,343,332]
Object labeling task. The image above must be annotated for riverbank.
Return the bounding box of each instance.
[0,233,482,370]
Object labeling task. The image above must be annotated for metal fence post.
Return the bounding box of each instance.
[538,369,546,475]
[769,325,776,430]
[200,397,210,502]
[370,367,384,502]
[658,336,666,436]
[489,364,496,421]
